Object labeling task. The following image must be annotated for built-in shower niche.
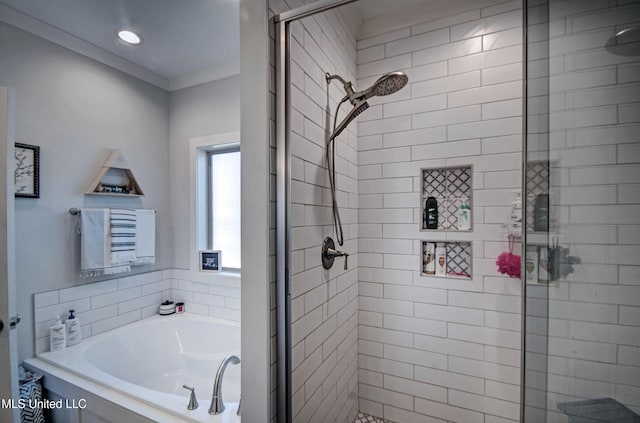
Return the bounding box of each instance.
[526,160,549,233]
[421,166,472,231]
[420,240,472,280]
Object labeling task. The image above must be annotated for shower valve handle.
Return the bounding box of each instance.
[327,247,348,270]
[322,237,349,270]
[328,248,349,270]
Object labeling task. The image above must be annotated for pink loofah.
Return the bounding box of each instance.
[496,234,521,278]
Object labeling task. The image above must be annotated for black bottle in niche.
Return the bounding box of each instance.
[534,193,549,232]
[425,196,438,229]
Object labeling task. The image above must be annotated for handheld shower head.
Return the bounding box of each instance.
[324,70,409,247]
[330,99,369,140]
[325,70,409,138]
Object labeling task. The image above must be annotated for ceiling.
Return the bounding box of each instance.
[346,0,433,22]
[341,0,502,39]
[0,0,502,90]
[0,0,239,90]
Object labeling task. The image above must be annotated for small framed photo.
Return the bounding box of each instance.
[200,250,222,272]
[14,143,40,198]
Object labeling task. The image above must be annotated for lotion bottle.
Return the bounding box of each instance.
[506,190,522,235]
[457,203,471,231]
[50,315,66,352]
[525,247,539,284]
[65,309,82,346]
[424,243,436,275]
[435,243,447,276]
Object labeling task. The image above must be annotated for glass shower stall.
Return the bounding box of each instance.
[524,0,640,422]
[274,0,640,422]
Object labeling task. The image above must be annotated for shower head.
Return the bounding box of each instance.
[326,70,409,105]
[366,71,409,98]
[325,70,409,140]
[324,70,408,248]
[606,26,640,56]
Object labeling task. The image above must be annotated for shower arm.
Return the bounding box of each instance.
[326,73,357,105]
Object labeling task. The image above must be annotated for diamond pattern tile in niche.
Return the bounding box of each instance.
[526,161,549,231]
[422,166,472,231]
[354,412,394,423]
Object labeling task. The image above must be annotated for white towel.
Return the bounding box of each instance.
[80,208,131,277]
[109,208,137,266]
[132,209,155,265]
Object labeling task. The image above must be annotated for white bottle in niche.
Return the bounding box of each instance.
[525,247,539,284]
[65,309,82,346]
[435,243,447,276]
[49,315,66,352]
[424,243,435,275]
[457,203,471,231]
[507,190,522,235]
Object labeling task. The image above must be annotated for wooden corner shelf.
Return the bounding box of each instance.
[85,150,144,197]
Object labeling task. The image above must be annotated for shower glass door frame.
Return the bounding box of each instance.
[275,2,359,422]
[276,1,533,422]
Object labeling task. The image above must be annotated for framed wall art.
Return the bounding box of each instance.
[14,142,40,198]
[200,250,222,272]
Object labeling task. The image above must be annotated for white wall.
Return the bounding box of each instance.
[168,75,241,270]
[240,0,272,421]
[355,2,524,422]
[1,18,242,363]
[0,22,172,362]
[541,0,640,420]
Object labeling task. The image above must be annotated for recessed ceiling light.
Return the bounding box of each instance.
[117,29,142,45]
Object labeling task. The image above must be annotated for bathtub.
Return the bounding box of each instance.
[28,313,241,423]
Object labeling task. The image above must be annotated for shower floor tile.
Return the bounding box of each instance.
[354,411,394,423]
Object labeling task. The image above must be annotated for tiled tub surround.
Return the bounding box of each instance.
[33,269,240,354]
[356,2,523,422]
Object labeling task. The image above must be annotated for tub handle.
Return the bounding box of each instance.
[182,385,199,410]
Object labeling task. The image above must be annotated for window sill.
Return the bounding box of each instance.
[172,268,241,288]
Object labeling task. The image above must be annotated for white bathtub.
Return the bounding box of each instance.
[32,313,241,423]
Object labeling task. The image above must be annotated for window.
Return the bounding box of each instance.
[207,147,241,269]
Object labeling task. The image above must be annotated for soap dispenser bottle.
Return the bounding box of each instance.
[65,309,82,346]
[49,315,66,352]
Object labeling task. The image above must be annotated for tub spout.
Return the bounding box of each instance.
[209,354,240,415]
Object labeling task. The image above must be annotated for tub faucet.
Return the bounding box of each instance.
[209,354,240,415]
[182,385,199,410]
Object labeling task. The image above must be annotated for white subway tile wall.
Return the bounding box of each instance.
[286,6,360,423]
[538,0,640,421]
[33,269,241,354]
[356,1,523,422]
[291,11,360,423]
